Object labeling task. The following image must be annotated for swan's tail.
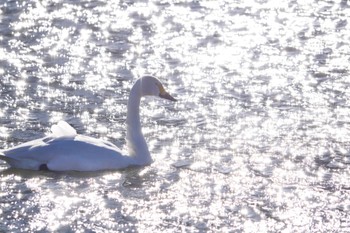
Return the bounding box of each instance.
[0,153,43,170]
[0,154,19,167]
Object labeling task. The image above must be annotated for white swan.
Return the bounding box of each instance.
[0,76,176,171]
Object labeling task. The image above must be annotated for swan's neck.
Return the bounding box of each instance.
[126,82,152,165]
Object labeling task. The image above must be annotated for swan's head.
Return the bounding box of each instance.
[139,76,177,101]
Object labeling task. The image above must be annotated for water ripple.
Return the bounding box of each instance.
[1,0,350,232]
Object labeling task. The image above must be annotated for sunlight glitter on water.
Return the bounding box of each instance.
[0,0,350,232]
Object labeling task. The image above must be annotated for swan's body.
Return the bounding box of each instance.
[0,76,176,171]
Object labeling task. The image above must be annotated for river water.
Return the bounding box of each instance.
[0,0,349,232]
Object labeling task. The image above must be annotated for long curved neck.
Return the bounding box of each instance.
[126,82,152,165]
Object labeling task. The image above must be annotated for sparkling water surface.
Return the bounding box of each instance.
[0,0,350,232]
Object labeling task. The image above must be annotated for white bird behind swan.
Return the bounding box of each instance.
[0,76,177,171]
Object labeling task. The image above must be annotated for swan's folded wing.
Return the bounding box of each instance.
[51,121,77,138]
[74,135,123,154]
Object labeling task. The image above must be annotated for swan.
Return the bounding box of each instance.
[0,76,177,171]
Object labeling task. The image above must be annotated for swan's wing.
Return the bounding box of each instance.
[74,135,123,154]
[51,121,77,138]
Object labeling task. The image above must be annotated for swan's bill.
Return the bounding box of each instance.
[156,81,177,102]
[159,92,177,101]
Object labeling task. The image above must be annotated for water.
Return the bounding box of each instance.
[0,0,350,232]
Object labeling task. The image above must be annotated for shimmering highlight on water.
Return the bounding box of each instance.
[1,0,350,232]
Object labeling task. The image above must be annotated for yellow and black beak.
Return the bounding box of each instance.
[159,92,177,101]
[158,83,177,101]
